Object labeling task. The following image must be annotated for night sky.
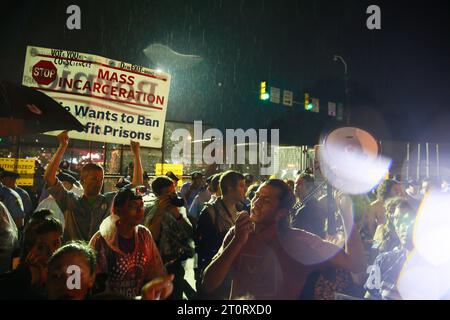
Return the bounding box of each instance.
[1,0,450,144]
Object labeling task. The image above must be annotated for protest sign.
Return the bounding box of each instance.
[0,158,35,186]
[22,46,171,148]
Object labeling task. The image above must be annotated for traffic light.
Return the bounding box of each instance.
[260,81,270,101]
[304,93,313,111]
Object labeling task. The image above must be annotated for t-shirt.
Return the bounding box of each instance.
[144,204,194,264]
[188,190,212,220]
[118,234,135,254]
[196,198,238,272]
[47,180,115,241]
[14,187,33,216]
[180,182,204,208]
[90,225,166,299]
[0,182,24,221]
[215,227,342,300]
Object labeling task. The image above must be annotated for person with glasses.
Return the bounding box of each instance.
[43,131,144,242]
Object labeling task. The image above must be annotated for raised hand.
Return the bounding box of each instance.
[130,140,140,155]
[141,274,175,300]
[233,211,254,246]
[45,131,69,186]
[130,140,143,186]
[57,131,69,147]
[25,248,49,285]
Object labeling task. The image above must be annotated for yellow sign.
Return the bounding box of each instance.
[155,163,183,186]
[0,158,35,186]
[155,163,183,175]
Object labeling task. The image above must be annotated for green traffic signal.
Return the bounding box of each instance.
[260,81,270,101]
[304,93,311,111]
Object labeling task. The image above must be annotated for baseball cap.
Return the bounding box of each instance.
[0,169,19,179]
[191,171,203,179]
[57,172,77,185]
[113,186,147,208]
[166,171,180,182]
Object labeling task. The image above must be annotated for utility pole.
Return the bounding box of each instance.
[333,55,350,124]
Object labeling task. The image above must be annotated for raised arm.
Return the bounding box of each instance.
[329,194,367,273]
[130,140,143,187]
[44,131,69,187]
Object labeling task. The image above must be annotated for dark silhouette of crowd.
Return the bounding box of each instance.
[0,131,442,300]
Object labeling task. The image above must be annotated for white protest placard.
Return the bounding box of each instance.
[22,46,171,148]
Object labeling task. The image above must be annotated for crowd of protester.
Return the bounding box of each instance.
[0,130,445,300]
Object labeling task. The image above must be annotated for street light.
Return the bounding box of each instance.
[333,54,350,124]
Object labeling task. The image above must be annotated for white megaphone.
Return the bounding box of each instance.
[317,126,391,195]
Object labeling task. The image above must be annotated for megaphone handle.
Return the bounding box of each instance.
[326,183,337,236]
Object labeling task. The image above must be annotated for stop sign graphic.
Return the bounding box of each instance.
[32,60,57,85]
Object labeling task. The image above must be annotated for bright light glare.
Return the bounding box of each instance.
[319,140,391,195]
[81,153,101,160]
[280,195,356,265]
[398,250,450,300]
[261,93,270,100]
[280,228,343,266]
[414,192,450,266]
